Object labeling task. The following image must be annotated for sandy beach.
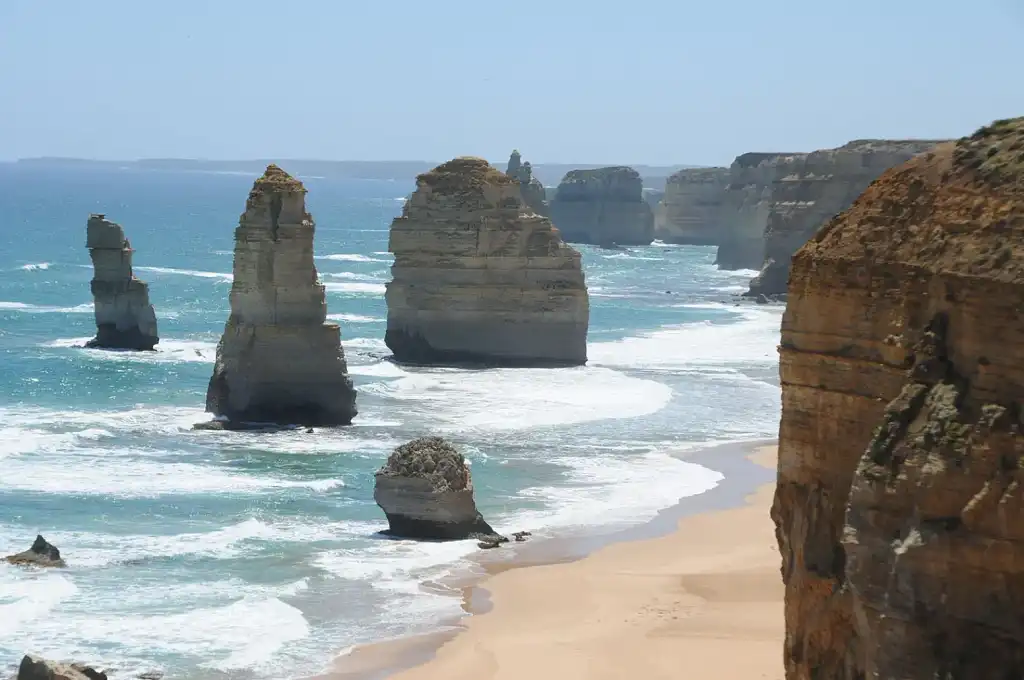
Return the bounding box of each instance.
[334,444,784,680]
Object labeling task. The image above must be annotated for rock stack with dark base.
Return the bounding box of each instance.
[773,117,1024,680]
[385,156,589,366]
[505,149,548,216]
[549,166,654,246]
[5,535,66,567]
[655,167,729,245]
[374,437,499,541]
[201,164,357,429]
[84,214,158,351]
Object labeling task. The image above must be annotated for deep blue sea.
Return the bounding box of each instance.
[0,164,782,679]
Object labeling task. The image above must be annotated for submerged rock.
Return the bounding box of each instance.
[374,437,500,540]
[549,166,654,245]
[16,656,106,680]
[201,165,357,428]
[384,157,589,366]
[5,535,66,568]
[84,214,159,351]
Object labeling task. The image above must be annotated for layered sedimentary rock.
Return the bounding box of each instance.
[548,166,654,245]
[374,436,499,540]
[655,167,729,245]
[5,535,65,567]
[715,153,803,270]
[203,165,357,427]
[773,118,1024,680]
[84,214,159,350]
[747,139,945,297]
[385,157,589,366]
[505,149,548,216]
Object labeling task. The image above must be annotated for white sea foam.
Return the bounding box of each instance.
[0,301,91,313]
[322,271,383,282]
[134,266,233,281]
[44,337,217,363]
[0,570,79,637]
[19,262,51,271]
[323,281,386,295]
[327,313,379,323]
[317,253,387,263]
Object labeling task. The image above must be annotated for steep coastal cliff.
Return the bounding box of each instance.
[203,165,357,427]
[747,139,944,297]
[655,167,729,245]
[773,118,1024,679]
[549,166,654,246]
[505,150,548,216]
[385,157,589,366]
[84,214,159,350]
[716,153,803,270]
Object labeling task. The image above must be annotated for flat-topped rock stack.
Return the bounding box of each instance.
[385,156,589,366]
[655,167,730,245]
[746,138,945,297]
[715,152,804,270]
[549,166,654,246]
[773,118,1024,679]
[201,164,357,428]
[84,214,159,351]
[505,149,548,216]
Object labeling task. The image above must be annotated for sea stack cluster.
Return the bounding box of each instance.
[84,214,159,351]
[549,166,654,246]
[384,156,589,366]
[505,149,548,216]
[202,164,357,428]
[773,118,1024,679]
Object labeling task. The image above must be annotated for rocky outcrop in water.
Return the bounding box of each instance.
[201,164,357,428]
[715,153,804,270]
[385,157,589,366]
[374,437,500,540]
[84,214,159,351]
[773,117,1024,680]
[746,139,945,297]
[5,535,66,567]
[16,656,107,680]
[549,166,654,246]
[655,167,729,245]
[505,150,548,216]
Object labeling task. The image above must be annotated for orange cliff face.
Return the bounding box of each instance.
[772,118,1024,680]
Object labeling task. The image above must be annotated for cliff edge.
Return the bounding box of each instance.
[203,165,357,427]
[385,157,589,366]
[84,214,159,351]
[549,166,654,246]
[773,117,1024,679]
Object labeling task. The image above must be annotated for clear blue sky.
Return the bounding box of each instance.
[2,0,1022,165]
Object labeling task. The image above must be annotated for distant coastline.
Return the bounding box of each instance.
[6,157,704,190]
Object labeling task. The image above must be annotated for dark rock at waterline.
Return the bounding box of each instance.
[16,655,106,680]
[5,535,66,568]
[374,437,502,541]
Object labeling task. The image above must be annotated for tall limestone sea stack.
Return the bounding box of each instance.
[549,166,654,246]
[385,157,589,366]
[505,149,548,216]
[654,167,729,245]
[773,118,1024,679]
[202,164,357,428]
[84,214,159,351]
[746,138,944,297]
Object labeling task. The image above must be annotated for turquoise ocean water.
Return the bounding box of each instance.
[0,164,782,679]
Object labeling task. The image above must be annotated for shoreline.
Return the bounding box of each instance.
[317,437,777,680]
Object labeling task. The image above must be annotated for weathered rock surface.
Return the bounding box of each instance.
[84,214,159,351]
[385,157,589,366]
[747,139,945,297]
[5,535,66,567]
[16,656,106,680]
[548,166,654,246]
[773,117,1024,680]
[203,165,357,427]
[374,437,499,540]
[655,167,729,245]
[505,150,548,216]
[715,152,804,270]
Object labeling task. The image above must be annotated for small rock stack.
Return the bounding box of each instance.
[202,164,357,428]
[549,166,654,246]
[506,149,548,216]
[84,214,159,351]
